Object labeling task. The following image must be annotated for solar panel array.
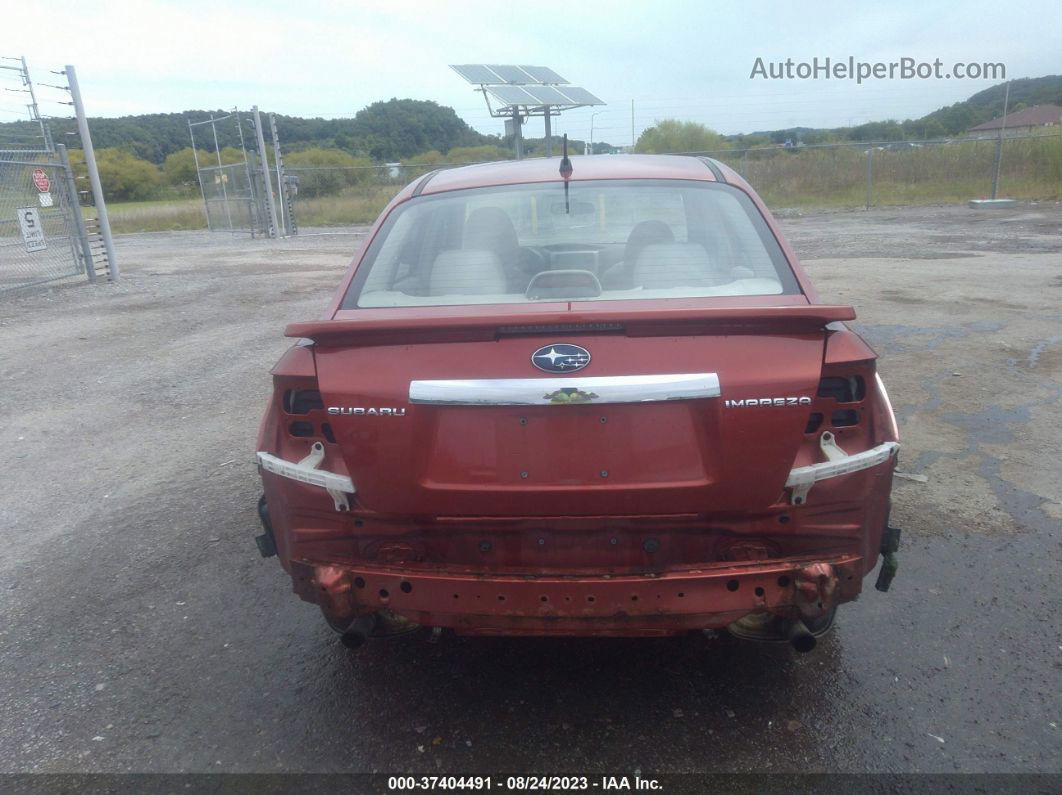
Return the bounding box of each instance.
[450,64,604,110]
[483,84,604,109]
[451,64,569,85]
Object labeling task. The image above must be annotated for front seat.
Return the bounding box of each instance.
[463,207,542,291]
[465,207,518,277]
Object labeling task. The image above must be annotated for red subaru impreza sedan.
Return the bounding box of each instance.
[255,154,900,652]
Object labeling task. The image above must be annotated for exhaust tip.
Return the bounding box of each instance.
[787,619,817,653]
[340,614,376,650]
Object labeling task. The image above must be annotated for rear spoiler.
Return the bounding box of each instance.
[286,305,857,346]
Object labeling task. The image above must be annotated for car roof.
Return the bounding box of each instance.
[419,154,725,195]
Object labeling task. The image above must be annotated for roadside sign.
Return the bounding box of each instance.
[17,207,47,252]
[38,191,53,207]
[31,168,50,193]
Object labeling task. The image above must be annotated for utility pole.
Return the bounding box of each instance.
[252,106,280,238]
[65,65,118,281]
[991,80,1011,200]
[590,110,603,155]
[631,99,635,151]
[865,147,874,211]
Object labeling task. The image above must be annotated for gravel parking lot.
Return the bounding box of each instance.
[1,204,1060,776]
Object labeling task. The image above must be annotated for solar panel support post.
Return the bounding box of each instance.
[513,110,524,160]
[544,107,552,157]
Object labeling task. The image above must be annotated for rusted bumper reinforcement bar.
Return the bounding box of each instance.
[290,555,864,635]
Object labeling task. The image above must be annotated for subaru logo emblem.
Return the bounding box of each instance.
[531,344,591,374]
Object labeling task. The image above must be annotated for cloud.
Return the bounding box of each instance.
[11,0,1060,142]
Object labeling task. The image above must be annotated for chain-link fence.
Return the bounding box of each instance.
[280,162,436,229]
[189,109,301,238]
[694,132,1062,209]
[189,111,272,236]
[267,132,1062,229]
[199,161,260,233]
[0,150,88,294]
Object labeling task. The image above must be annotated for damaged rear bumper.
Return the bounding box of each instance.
[289,554,864,637]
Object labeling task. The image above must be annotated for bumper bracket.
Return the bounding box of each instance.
[256,442,354,512]
[786,433,899,505]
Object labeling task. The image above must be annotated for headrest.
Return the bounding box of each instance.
[632,243,714,288]
[429,249,507,296]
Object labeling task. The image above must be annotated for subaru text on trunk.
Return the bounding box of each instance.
[254,154,901,652]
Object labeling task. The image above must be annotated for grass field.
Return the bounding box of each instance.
[98,136,1062,233]
[94,198,208,234]
[722,134,1062,208]
[102,186,399,234]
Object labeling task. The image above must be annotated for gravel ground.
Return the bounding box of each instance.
[0,205,1059,776]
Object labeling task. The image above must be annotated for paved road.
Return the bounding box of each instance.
[1,209,1059,775]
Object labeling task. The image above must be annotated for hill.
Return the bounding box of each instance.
[4,76,1058,164]
[741,75,1062,145]
[0,98,500,163]
[914,75,1062,136]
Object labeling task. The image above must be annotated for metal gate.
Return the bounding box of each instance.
[188,111,263,236]
[0,149,89,294]
[188,108,296,238]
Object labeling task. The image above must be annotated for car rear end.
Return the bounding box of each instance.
[254,157,900,649]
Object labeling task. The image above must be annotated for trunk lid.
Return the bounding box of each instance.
[296,305,851,518]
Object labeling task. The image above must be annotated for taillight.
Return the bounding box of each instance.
[816,376,865,403]
[804,362,897,445]
[813,326,897,444]
[284,389,324,414]
[280,387,330,441]
[269,344,331,446]
[806,369,867,434]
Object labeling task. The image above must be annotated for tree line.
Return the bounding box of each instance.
[4,75,1056,202]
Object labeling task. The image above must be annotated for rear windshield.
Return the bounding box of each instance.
[343,179,799,308]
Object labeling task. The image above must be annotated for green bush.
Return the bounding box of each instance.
[634,120,729,154]
[442,145,512,164]
[163,148,214,185]
[68,148,163,201]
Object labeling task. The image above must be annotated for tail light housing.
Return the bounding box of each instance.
[257,342,344,481]
[799,326,898,453]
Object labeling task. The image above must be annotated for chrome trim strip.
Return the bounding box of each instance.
[409,373,721,406]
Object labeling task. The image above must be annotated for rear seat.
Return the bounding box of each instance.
[429,249,508,296]
[631,242,719,288]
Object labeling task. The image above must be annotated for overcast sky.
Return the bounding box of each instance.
[3,0,1060,145]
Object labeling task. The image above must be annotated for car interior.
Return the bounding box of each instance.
[352,184,792,306]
